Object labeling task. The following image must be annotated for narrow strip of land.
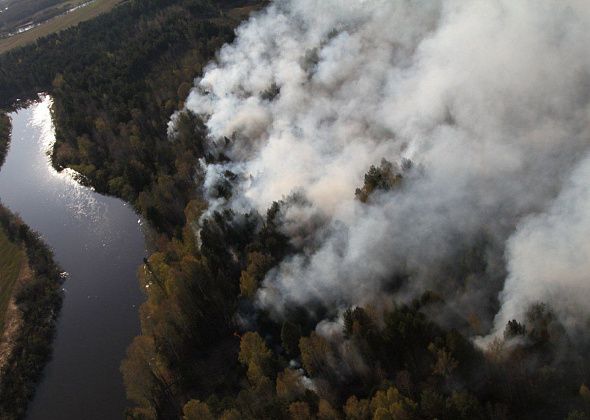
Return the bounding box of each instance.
[0,0,125,54]
[0,229,23,336]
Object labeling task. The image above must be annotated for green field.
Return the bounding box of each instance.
[0,0,125,54]
[0,229,23,335]
[0,0,90,32]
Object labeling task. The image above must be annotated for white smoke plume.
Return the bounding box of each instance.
[175,0,590,339]
[492,153,590,336]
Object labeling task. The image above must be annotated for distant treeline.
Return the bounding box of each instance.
[0,204,63,420]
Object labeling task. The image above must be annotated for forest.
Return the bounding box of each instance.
[119,161,590,420]
[1,0,589,419]
[0,0,262,236]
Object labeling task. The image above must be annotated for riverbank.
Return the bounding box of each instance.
[0,0,126,54]
[0,110,64,419]
[0,1,262,416]
[0,113,10,167]
[0,223,23,338]
[0,203,63,420]
[0,97,147,419]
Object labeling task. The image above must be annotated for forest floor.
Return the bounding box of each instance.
[0,0,126,54]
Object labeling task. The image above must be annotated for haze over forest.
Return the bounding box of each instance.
[1,1,590,420]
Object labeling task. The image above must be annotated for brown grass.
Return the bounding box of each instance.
[0,0,126,54]
[0,259,32,373]
[0,229,23,336]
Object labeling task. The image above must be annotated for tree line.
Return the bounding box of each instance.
[0,113,10,167]
[0,0,262,237]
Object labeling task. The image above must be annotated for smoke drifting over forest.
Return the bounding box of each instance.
[174,0,590,342]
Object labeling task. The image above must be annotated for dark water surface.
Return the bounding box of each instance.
[0,97,146,419]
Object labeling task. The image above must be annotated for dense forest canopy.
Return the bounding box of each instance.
[0,0,262,236]
[136,0,590,418]
[2,0,590,419]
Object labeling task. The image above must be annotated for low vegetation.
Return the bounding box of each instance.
[0,204,63,420]
[0,226,23,335]
[0,0,75,36]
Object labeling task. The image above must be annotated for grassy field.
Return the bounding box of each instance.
[0,0,89,36]
[0,0,125,54]
[0,229,23,335]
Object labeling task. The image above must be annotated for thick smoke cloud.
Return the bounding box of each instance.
[493,154,590,337]
[175,0,590,339]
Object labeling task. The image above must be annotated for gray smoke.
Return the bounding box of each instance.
[174,0,590,341]
[490,153,590,340]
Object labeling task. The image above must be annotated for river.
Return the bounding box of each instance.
[0,96,146,419]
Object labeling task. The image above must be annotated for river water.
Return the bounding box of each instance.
[0,96,146,419]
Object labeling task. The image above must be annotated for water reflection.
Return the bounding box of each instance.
[0,96,146,419]
[32,96,107,227]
